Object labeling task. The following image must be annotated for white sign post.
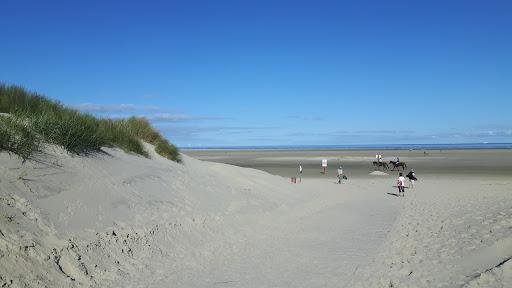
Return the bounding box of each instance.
[322,159,327,174]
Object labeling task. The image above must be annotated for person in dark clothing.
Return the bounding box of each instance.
[406,169,418,188]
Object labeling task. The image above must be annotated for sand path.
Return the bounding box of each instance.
[144,179,399,288]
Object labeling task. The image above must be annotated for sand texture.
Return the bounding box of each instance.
[0,146,511,287]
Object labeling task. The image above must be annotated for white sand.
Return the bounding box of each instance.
[369,171,390,176]
[1,145,511,287]
[351,177,512,287]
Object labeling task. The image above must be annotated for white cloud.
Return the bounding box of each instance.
[75,103,226,123]
[148,113,228,122]
[75,103,160,113]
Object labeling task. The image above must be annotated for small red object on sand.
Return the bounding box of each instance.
[291,176,296,183]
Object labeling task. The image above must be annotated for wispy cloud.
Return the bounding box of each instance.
[279,128,512,144]
[147,113,228,122]
[426,129,512,139]
[75,103,226,123]
[352,130,413,134]
[281,130,415,138]
[159,125,268,136]
[74,102,512,145]
[75,103,160,113]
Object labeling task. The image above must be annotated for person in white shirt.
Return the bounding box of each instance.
[298,164,303,182]
[397,172,406,196]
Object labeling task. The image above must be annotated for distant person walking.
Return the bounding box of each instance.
[337,166,344,184]
[321,159,328,174]
[406,169,418,188]
[298,164,303,182]
[397,172,406,196]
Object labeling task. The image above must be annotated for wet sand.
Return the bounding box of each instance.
[183,148,512,179]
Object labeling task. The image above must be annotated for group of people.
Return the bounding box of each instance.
[376,154,401,165]
[396,169,418,196]
[297,160,419,195]
[297,163,347,184]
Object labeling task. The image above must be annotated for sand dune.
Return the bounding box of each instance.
[1,146,511,287]
[0,144,290,287]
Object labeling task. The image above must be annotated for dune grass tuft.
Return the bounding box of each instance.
[123,117,161,143]
[0,83,180,161]
[0,115,41,161]
[154,138,181,162]
[98,119,148,157]
[119,117,181,162]
[0,84,61,114]
[22,109,106,155]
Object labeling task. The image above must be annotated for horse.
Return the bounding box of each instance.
[389,161,407,171]
[373,161,389,170]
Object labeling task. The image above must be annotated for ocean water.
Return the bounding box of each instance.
[181,143,512,150]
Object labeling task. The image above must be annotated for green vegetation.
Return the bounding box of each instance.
[154,138,181,162]
[111,117,181,162]
[123,117,161,143]
[0,115,41,161]
[0,83,180,162]
[0,84,60,114]
[97,119,148,158]
[23,109,106,155]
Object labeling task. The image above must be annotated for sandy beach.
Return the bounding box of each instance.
[183,148,512,178]
[1,146,511,287]
[184,148,512,287]
[2,0,510,286]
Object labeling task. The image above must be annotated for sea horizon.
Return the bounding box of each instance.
[180,142,512,150]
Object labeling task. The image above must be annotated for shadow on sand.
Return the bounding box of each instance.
[386,192,401,197]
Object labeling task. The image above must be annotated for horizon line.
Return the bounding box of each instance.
[180,142,512,150]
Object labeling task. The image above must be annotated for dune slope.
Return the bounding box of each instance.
[0,144,293,287]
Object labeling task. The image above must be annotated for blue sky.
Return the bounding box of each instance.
[1,0,511,147]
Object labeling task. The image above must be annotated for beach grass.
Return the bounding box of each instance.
[0,114,41,161]
[0,83,180,161]
[0,84,59,114]
[120,117,181,162]
[98,119,148,157]
[22,109,106,155]
[154,138,181,162]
